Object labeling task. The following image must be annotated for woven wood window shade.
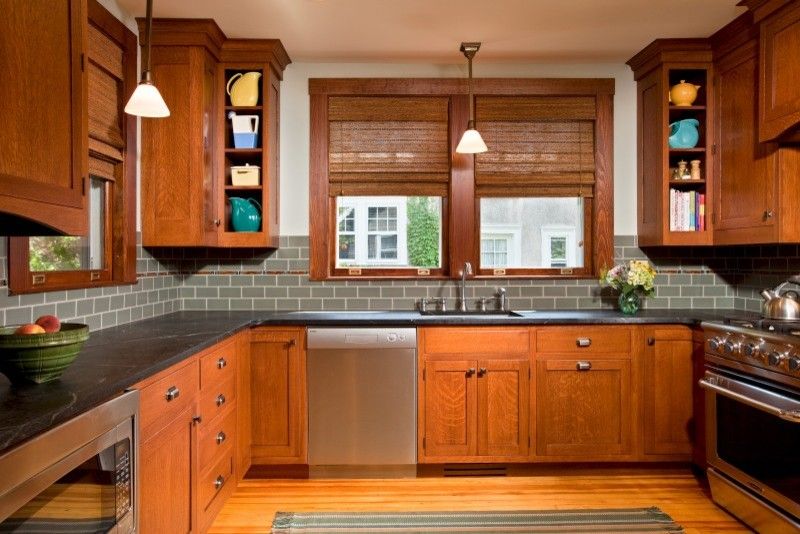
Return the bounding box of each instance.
[328,96,450,196]
[475,96,596,197]
[87,23,125,180]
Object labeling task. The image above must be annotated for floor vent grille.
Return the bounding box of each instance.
[443,465,507,477]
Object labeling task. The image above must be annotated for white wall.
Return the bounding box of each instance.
[279,62,638,236]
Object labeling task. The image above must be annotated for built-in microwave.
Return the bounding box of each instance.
[0,390,138,533]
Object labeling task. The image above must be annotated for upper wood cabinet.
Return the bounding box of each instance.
[418,328,531,463]
[0,0,88,235]
[140,20,289,247]
[627,40,714,247]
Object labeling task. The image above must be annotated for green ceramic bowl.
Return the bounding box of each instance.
[0,323,90,384]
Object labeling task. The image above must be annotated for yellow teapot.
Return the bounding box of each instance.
[669,80,701,106]
[226,71,261,106]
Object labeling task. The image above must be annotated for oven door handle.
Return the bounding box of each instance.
[699,378,800,423]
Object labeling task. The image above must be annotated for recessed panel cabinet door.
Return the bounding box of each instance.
[422,360,477,460]
[0,0,87,234]
[477,359,529,458]
[759,2,800,142]
[536,358,633,458]
[249,328,306,464]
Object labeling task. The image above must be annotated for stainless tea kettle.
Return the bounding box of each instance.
[761,275,800,320]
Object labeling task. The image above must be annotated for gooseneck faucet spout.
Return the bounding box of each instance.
[458,262,473,312]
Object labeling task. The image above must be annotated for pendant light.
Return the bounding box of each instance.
[455,42,487,154]
[124,0,170,117]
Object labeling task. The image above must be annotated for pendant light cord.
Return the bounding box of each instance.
[468,54,474,128]
[143,0,153,80]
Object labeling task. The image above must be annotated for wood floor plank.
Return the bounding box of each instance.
[209,469,751,534]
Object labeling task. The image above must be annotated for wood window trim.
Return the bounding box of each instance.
[7,0,137,295]
[309,78,614,281]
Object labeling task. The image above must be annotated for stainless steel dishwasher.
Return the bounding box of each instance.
[307,327,416,476]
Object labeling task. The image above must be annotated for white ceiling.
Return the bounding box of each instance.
[116,0,745,63]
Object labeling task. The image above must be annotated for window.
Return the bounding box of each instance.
[309,79,613,280]
[8,0,137,294]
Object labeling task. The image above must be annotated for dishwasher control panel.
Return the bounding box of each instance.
[307,328,417,350]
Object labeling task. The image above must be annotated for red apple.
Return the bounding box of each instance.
[35,314,61,333]
[15,323,46,335]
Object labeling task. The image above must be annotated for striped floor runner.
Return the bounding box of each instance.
[271,507,684,533]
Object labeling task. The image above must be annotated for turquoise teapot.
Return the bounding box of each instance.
[229,197,261,232]
[668,118,700,149]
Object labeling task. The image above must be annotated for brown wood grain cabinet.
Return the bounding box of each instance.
[641,326,694,458]
[0,0,88,235]
[139,20,289,247]
[249,327,307,465]
[418,328,531,463]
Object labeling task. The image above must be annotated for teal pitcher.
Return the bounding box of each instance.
[229,197,261,232]
[668,118,700,149]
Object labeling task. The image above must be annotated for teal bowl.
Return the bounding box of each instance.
[0,323,90,384]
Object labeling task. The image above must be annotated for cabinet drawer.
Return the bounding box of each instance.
[199,374,236,423]
[198,402,237,470]
[200,342,237,391]
[138,362,199,441]
[536,327,631,355]
[198,446,235,512]
[422,327,530,355]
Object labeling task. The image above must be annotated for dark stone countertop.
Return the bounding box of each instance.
[0,308,757,455]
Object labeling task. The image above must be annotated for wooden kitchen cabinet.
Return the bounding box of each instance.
[249,327,307,465]
[534,326,635,459]
[627,40,714,246]
[418,328,531,463]
[140,20,289,247]
[641,326,694,458]
[0,0,88,235]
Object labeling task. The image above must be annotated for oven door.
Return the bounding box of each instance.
[700,368,800,519]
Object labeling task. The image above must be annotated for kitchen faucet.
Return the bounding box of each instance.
[457,261,473,312]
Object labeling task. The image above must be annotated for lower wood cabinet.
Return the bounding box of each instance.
[418,328,531,463]
[248,327,307,465]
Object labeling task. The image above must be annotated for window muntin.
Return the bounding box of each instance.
[335,196,442,269]
[479,198,585,270]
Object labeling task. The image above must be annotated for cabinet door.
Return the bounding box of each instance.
[422,360,477,460]
[0,0,87,235]
[536,358,632,458]
[477,359,529,458]
[760,2,800,142]
[714,39,778,244]
[642,327,694,457]
[140,406,195,534]
[249,328,306,464]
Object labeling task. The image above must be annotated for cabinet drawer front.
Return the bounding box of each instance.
[200,342,237,391]
[198,446,235,512]
[536,327,631,354]
[138,362,199,441]
[199,374,236,423]
[422,328,531,355]
[198,402,237,469]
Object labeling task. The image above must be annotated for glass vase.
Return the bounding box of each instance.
[618,291,641,315]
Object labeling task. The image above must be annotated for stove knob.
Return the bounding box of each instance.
[789,357,800,372]
[722,340,738,355]
[708,337,722,352]
[768,351,786,367]
[742,343,757,357]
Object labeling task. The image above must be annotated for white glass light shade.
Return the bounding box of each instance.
[456,128,488,154]
[124,81,170,117]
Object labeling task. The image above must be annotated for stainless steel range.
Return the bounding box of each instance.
[702,319,800,533]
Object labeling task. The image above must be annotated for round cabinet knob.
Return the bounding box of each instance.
[788,357,800,372]
[768,351,786,367]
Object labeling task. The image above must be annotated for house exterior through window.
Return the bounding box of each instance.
[336,197,410,267]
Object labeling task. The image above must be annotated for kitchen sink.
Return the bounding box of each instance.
[417,309,524,317]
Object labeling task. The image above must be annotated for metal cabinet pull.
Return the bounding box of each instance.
[576,338,592,348]
[286,339,296,348]
[764,210,774,219]
[216,394,226,407]
[576,361,592,371]
[466,368,476,377]
[192,415,202,425]
[165,386,180,401]
[217,357,227,369]
[478,367,487,377]
[216,431,226,445]
[214,475,225,490]
[647,337,655,346]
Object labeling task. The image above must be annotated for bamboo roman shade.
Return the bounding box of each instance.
[475,96,596,197]
[327,96,450,196]
[87,23,125,180]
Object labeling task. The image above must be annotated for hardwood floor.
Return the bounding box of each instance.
[209,468,750,533]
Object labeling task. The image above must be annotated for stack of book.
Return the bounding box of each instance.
[669,189,705,232]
